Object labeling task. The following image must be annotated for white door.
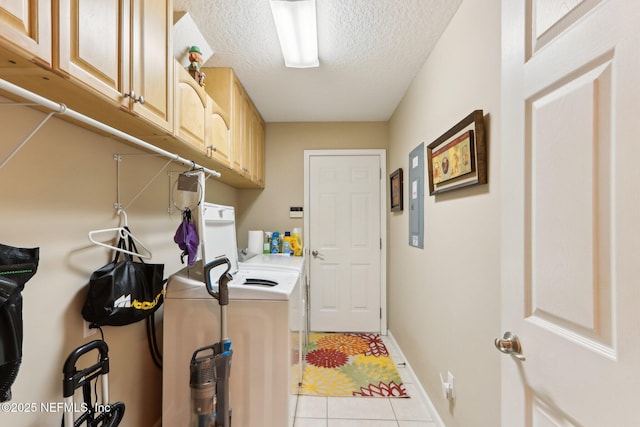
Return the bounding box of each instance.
[501,0,640,425]
[305,150,386,333]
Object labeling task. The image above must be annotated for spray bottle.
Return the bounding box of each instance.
[263,232,272,254]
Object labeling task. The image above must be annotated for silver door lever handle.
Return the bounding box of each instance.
[311,250,324,259]
[494,331,526,361]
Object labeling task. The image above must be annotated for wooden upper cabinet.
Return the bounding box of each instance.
[202,67,265,185]
[0,0,52,67]
[174,61,207,153]
[56,0,172,133]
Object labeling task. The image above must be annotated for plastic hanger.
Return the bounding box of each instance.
[88,210,152,259]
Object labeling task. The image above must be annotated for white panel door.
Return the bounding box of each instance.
[308,154,382,332]
[501,0,640,425]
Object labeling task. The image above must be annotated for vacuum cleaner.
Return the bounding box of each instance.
[189,256,233,427]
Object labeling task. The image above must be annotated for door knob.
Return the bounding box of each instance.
[494,331,526,361]
[311,250,324,259]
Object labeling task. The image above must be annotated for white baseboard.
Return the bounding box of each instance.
[387,330,446,427]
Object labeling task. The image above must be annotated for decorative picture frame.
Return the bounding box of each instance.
[389,168,403,211]
[426,110,487,195]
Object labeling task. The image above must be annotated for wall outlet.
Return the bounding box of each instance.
[447,371,455,400]
[83,319,97,338]
[440,371,455,400]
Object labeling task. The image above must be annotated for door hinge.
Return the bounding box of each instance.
[380,168,382,180]
[380,238,382,250]
[380,307,382,319]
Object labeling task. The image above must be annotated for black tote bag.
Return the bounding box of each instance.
[0,243,39,402]
[82,230,164,326]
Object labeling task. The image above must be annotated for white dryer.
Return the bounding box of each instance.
[163,203,302,427]
[239,253,308,370]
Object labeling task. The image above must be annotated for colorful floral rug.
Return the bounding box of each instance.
[300,332,409,398]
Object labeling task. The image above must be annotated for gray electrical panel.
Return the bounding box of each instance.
[408,143,424,248]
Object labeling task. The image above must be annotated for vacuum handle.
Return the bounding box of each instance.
[190,344,217,363]
[203,256,232,305]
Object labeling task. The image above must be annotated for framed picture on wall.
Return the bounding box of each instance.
[390,168,403,211]
[426,109,487,195]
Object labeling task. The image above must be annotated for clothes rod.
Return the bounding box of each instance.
[0,78,221,178]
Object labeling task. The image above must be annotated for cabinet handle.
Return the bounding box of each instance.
[206,145,216,158]
[123,91,145,104]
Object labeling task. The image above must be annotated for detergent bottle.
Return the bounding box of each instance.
[270,232,280,253]
[291,228,303,256]
[282,232,293,255]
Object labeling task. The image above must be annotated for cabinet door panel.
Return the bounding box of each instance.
[0,0,51,65]
[230,79,245,173]
[208,111,231,166]
[131,0,172,132]
[57,0,129,105]
[241,94,252,176]
[175,64,207,152]
[252,114,265,187]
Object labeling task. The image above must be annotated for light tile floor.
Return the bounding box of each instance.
[294,335,438,427]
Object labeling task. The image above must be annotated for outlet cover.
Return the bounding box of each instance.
[83,319,97,338]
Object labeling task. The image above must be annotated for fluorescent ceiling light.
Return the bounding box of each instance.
[270,0,319,68]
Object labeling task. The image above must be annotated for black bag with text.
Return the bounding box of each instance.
[82,231,164,326]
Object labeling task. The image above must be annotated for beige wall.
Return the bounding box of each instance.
[1,1,502,425]
[387,0,502,426]
[236,121,389,248]
[0,104,237,427]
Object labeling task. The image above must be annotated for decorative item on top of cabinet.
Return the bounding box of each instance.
[172,11,213,80]
[201,67,265,188]
[0,0,52,68]
[55,0,173,134]
[187,46,206,87]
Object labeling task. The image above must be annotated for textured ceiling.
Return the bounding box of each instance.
[172,0,462,122]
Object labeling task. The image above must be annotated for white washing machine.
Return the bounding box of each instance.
[162,204,302,427]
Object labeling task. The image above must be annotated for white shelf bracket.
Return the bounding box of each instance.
[115,154,176,213]
[0,111,56,170]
